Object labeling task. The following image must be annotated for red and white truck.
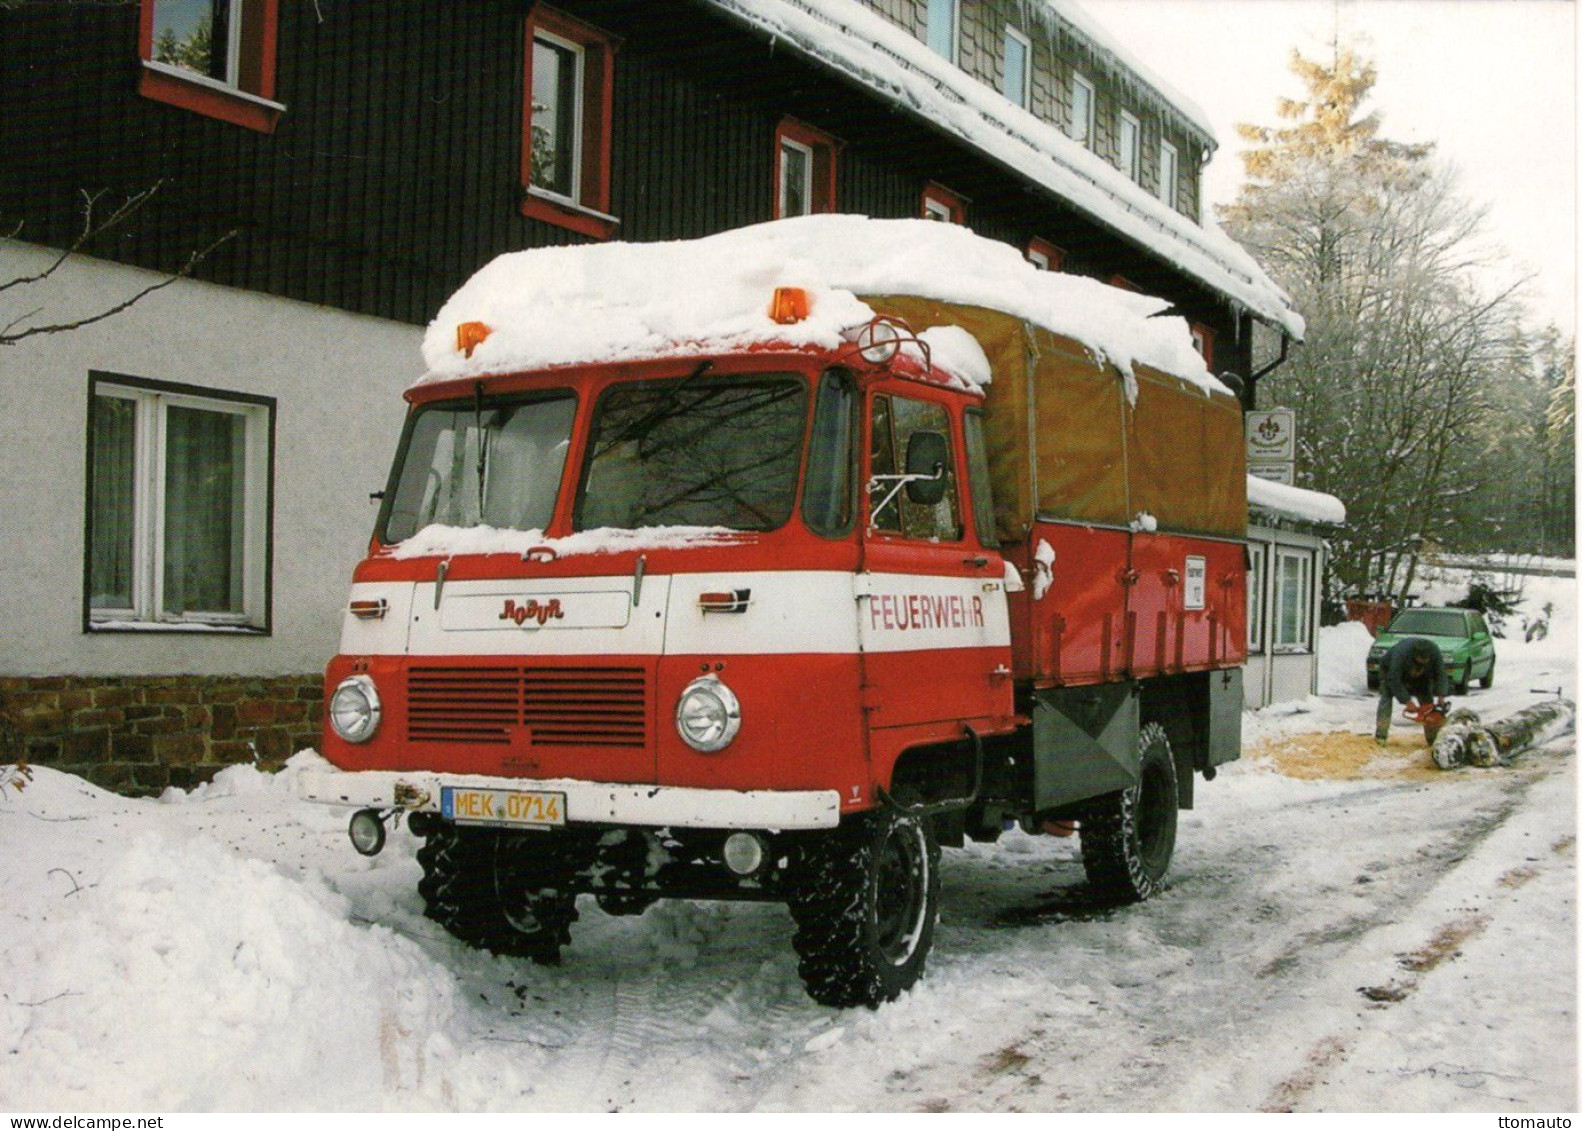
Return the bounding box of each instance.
[301,218,1248,1007]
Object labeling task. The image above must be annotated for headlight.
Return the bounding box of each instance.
[329,674,382,743]
[675,675,741,753]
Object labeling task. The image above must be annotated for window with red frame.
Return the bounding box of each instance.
[921,182,967,225]
[1108,274,1141,292]
[1026,238,1064,271]
[137,0,282,133]
[523,5,619,240]
[775,119,838,218]
[1190,323,1216,370]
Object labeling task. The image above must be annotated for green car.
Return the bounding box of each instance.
[1366,607,1497,694]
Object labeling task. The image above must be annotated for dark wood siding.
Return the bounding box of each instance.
[0,0,1250,373]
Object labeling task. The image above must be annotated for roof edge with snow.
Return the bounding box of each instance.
[1247,475,1347,526]
[698,0,1303,339]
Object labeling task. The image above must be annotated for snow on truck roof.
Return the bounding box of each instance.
[698,0,1302,338]
[420,215,1223,395]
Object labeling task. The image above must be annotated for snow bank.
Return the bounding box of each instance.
[2,787,459,1110]
[698,0,1302,337]
[1247,475,1347,525]
[1317,621,1376,696]
[420,215,1219,393]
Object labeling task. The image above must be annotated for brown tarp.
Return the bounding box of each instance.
[862,296,1247,541]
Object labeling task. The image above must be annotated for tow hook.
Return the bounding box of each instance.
[349,808,393,856]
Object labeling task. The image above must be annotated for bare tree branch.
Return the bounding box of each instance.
[1,181,239,345]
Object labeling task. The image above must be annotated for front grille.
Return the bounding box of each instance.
[405,666,648,747]
[524,667,647,747]
[408,667,520,745]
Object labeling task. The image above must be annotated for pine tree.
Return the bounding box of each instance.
[1223,43,1533,605]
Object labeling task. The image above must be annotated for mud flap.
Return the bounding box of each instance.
[1206,667,1242,767]
[1031,683,1139,811]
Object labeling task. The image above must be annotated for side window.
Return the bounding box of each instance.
[962,409,998,548]
[803,370,857,537]
[868,395,901,534]
[868,394,962,542]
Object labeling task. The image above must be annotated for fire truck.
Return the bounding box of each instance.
[300,220,1248,1007]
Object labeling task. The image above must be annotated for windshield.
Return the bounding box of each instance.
[1387,609,1468,638]
[382,392,576,543]
[576,373,808,531]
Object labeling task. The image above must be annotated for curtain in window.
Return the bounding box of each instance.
[163,405,246,616]
[89,396,137,610]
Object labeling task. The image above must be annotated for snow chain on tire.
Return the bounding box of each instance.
[416,824,590,964]
[787,805,941,1008]
[1078,721,1178,902]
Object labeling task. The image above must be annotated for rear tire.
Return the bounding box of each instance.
[1079,722,1178,902]
[788,806,941,1008]
[1479,661,1495,690]
[417,825,586,964]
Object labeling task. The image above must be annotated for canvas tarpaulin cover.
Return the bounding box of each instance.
[863,296,1246,542]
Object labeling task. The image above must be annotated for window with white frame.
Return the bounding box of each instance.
[1273,548,1312,653]
[1069,72,1095,147]
[1247,543,1265,654]
[150,0,247,86]
[1119,111,1141,181]
[926,0,958,62]
[520,6,618,239]
[779,136,813,217]
[530,29,585,201]
[1158,139,1179,208]
[920,182,967,224]
[139,0,282,132]
[1003,27,1031,108]
[87,375,273,631]
[775,117,837,218]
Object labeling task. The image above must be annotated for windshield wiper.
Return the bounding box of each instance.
[592,360,714,458]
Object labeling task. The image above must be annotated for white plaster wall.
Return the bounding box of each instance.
[1243,654,1269,710]
[0,240,421,676]
[1268,653,1317,704]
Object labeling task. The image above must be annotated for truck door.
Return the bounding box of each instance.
[858,390,1010,730]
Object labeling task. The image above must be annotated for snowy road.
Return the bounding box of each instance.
[2,577,1574,1112]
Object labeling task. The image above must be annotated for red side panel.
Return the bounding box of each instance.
[1020,523,1131,686]
[1006,522,1245,686]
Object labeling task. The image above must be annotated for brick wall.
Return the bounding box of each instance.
[0,675,322,795]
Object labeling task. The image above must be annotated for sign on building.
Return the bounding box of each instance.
[1248,463,1295,485]
[1246,408,1296,482]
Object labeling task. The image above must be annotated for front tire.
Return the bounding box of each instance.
[1079,721,1179,902]
[788,806,941,1008]
[1479,661,1495,690]
[416,825,585,964]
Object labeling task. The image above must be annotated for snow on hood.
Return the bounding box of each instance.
[1247,475,1347,525]
[384,523,744,560]
[421,215,1220,393]
[697,0,1303,339]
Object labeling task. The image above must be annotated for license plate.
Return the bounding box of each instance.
[442,787,566,828]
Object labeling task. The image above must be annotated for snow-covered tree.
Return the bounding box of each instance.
[1223,43,1536,605]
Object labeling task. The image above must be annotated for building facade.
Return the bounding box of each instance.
[0,0,1300,791]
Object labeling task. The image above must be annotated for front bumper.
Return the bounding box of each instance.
[297,768,841,830]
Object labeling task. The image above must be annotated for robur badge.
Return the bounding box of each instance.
[500,597,565,626]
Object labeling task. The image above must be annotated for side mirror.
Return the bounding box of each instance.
[904,430,949,506]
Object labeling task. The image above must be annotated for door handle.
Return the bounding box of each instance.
[963,556,989,568]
